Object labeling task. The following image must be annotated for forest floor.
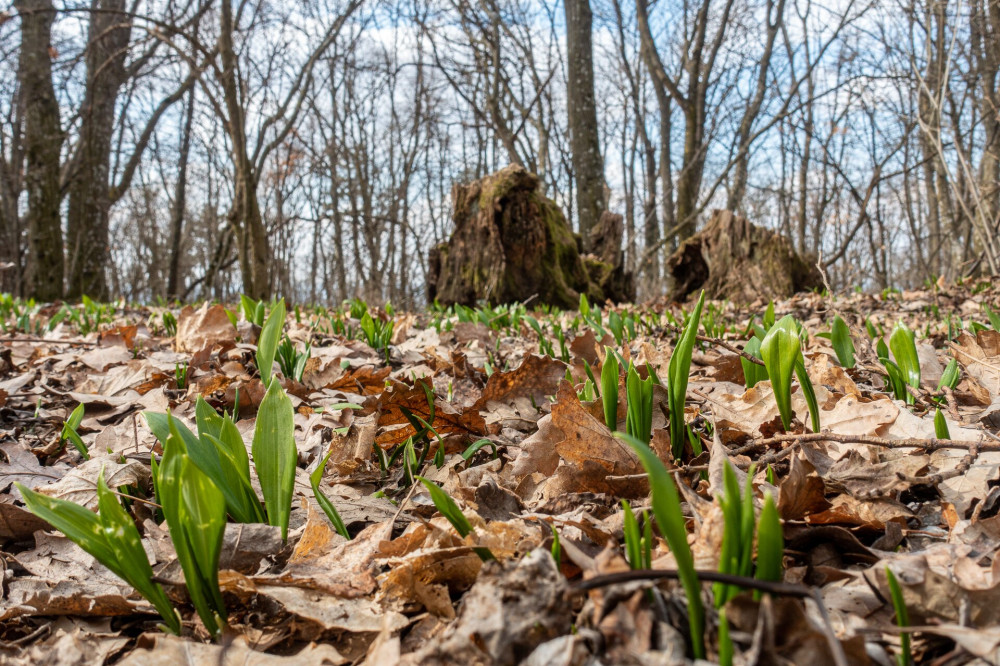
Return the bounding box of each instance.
[2,279,1000,665]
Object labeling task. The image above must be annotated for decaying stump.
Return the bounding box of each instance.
[427,165,633,308]
[666,209,822,302]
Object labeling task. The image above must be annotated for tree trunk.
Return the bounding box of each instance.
[219,0,270,300]
[65,0,130,300]
[166,86,195,300]
[16,0,63,301]
[564,0,605,243]
[726,0,785,211]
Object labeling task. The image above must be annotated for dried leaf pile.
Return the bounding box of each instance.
[2,281,1000,665]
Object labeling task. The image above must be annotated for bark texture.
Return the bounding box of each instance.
[17,0,63,301]
[427,165,633,308]
[666,209,822,302]
[66,0,131,299]
[564,0,605,243]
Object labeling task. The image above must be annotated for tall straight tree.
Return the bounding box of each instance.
[564,0,605,242]
[166,86,195,300]
[16,0,63,300]
[65,0,131,299]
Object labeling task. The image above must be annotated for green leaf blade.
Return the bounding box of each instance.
[252,379,297,541]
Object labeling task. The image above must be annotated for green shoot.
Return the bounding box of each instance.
[416,476,495,562]
[625,363,654,445]
[830,315,856,368]
[156,417,227,637]
[162,310,178,337]
[668,291,705,460]
[885,567,912,666]
[622,500,652,570]
[933,408,951,439]
[310,449,350,539]
[760,315,800,431]
[985,304,1000,331]
[889,322,921,400]
[462,438,498,461]
[60,403,90,460]
[174,362,188,390]
[937,359,960,391]
[601,347,620,432]
[617,432,704,659]
[252,379,298,541]
[741,336,768,389]
[714,461,756,606]
[276,335,310,383]
[548,521,562,564]
[754,493,783,598]
[256,300,286,388]
[793,355,821,432]
[17,472,180,634]
[360,311,394,359]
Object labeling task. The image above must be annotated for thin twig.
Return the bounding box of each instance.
[573,567,812,597]
[107,488,162,509]
[658,325,765,366]
[573,568,848,666]
[755,432,991,452]
[895,437,982,487]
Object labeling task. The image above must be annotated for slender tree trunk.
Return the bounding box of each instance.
[676,103,704,240]
[16,0,63,301]
[166,87,195,300]
[219,0,270,300]
[726,0,785,211]
[66,0,130,299]
[564,0,605,243]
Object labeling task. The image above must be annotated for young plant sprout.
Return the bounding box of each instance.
[17,471,181,634]
[667,291,705,459]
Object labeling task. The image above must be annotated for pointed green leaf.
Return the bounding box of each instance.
[668,291,705,459]
[754,492,784,600]
[616,432,704,659]
[741,337,768,388]
[96,472,180,634]
[601,348,619,432]
[938,359,961,391]
[933,408,951,439]
[416,476,495,562]
[257,299,286,388]
[889,321,921,390]
[310,449,349,539]
[830,315,856,368]
[794,355,821,432]
[760,315,800,430]
[252,379,297,540]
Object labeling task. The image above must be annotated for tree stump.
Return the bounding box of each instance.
[427,165,633,308]
[665,209,822,302]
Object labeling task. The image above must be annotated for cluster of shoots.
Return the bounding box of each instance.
[595,292,704,460]
[739,305,820,432]
[360,311,394,360]
[617,432,785,662]
[18,298,352,637]
[876,321,921,405]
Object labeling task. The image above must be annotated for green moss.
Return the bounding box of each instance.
[477,166,528,211]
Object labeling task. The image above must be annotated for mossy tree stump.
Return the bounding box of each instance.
[666,209,822,302]
[428,165,633,308]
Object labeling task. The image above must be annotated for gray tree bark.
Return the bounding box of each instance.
[16,0,64,301]
[66,0,131,299]
[564,0,605,244]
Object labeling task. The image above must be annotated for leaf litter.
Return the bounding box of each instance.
[1,280,1000,664]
